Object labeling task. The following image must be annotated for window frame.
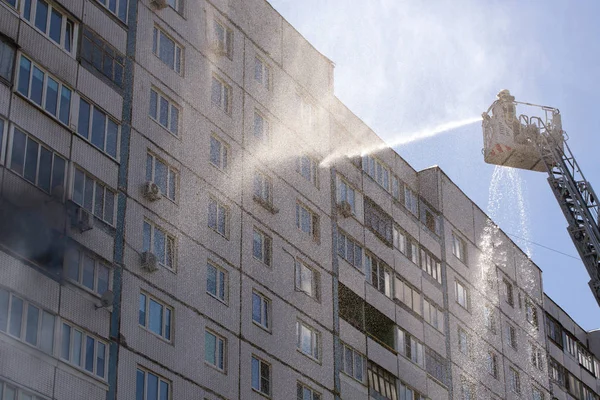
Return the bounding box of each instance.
[209,134,229,172]
[213,19,233,59]
[64,247,112,296]
[420,247,442,284]
[367,361,398,400]
[71,165,117,225]
[204,329,226,372]
[296,319,320,362]
[525,298,539,328]
[251,355,271,396]
[211,74,232,114]
[138,292,173,342]
[503,278,514,307]
[296,382,321,400]
[0,118,6,166]
[80,27,124,89]
[398,328,425,368]
[337,230,364,271]
[423,298,444,332]
[253,109,269,142]
[362,154,390,191]
[251,290,271,331]
[295,201,320,242]
[146,152,178,202]
[136,367,171,400]
[366,253,392,298]
[455,280,469,310]
[0,36,16,85]
[252,227,272,266]
[149,87,180,136]
[142,219,176,270]
[95,0,128,23]
[206,261,228,304]
[208,196,230,238]
[76,95,120,159]
[253,170,273,208]
[340,342,366,383]
[60,321,108,379]
[254,56,271,89]
[452,232,467,262]
[337,175,356,214]
[506,323,517,350]
[295,259,319,300]
[509,367,521,394]
[394,275,421,315]
[297,154,319,187]
[19,0,78,56]
[152,24,183,74]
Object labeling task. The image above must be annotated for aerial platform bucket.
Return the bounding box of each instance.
[482,90,564,172]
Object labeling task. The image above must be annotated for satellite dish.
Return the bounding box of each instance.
[96,290,114,309]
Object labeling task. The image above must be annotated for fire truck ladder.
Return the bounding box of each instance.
[524,106,600,306]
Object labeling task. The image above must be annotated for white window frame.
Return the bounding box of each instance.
[16,53,72,126]
[253,110,269,142]
[506,323,517,349]
[211,75,232,114]
[455,280,469,310]
[60,321,108,379]
[423,298,444,332]
[146,152,178,202]
[398,328,424,367]
[95,0,128,23]
[337,175,356,214]
[19,0,79,56]
[525,298,538,328]
[0,118,7,166]
[337,231,363,271]
[149,87,180,136]
[252,227,272,266]
[251,355,271,396]
[143,219,176,270]
[136,367,171,400]
[487,351,498,378]
[208,196,229,238]
[393,226,406,254]
[531,342,544,371]
[340,343,365,383]
[297,382,321,400]
[71,165,117,225]
[404,185,419,215]
[509,367,521,394]
[251,290,270,331]
[254,56,271,89]
[138,292,173,342]
[296,320,320,361]
[75,95,120,159]
[253,170,273,207]
[420,248,442,284]
[394,276,421,315]
[452,232,466,262]
[213,19,233,59]
[152,25,182,74]
[458,326,470,356]
[204,329,226,372]
[206,261,228,304]
[297,154,319,187]
[64,247,111,296]
[362,154,390,191]
[209,134,229,172]
[0,379,45,400]
[295,201,320,242]
[366,254,392,298]
[503,278,514,307]
[295,259,319,300]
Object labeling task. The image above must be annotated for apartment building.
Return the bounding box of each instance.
[0,0,598,399]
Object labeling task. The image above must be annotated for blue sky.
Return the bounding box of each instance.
[269,0,600,330]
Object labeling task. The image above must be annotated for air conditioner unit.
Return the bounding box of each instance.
[337,201,353,218]
[72,207,94,232]
[142,181,162,201]
[140,251,159,272]
[150,0,168,10]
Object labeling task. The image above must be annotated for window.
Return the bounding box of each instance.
[297,93,314,128]
[394,276,421,315]
[392,226,406,253]
[366,254,392,298]
[506,323,517,349]
[17,54,72,125]
[362,155,389,190]
[166,0,182,13]
[420,248,442,284]
[532,387,544,400]
[8,127,66,196]
[422,207,440,236]
[337,176,356,214]
[95,0,128,23]
[295,202,320,242]
[577,344,594,374]
[565,332,577,357]
[503,279,514,307]
[530,342,544,371]
[399,382,427,400]
[483,305,496,334]
[460,377,476,400]
[340,343,365,383]
[138,293,172,341]
[0,379,45,400]
[65,247,111,295]
[391,176,402,201]
[143,220,176,269]
[567,372,582,398]
[0,288,55,354]
[295,260,319,300]
[60,322,108,378]
[423,298,444,332]
[525,298,538,328]
[296,320,320,361]
[455,281,468,309]
[211,75,231,114]
[582,385,597,400]
[509,367,520,394]
[209,135,229,171]
[146,153,177,202]
[252,291,270,330]
[206,262,227,303]
[452,232,466,262]
[253,110,269,141]
[21,0,77,55]
[549,357,565,386]
[297,155,318,186]
[0,37,16,83]
[213,19,233,59]
[251,356,270,396]
[0,119,6,165]
[458,326,469,356]
[80,27,124,88]
[204,330,226,371]
[364,198,393,245]
[487,351,498,378]
[297,382,321,400]
[71,166,116,225]
[398,328,424,367]
[426,348,447,385]
[208,196,229,238]
[149,88,179,135]
[546,315,563,347]
[253,228,272,266]
[367,361,397,400]
[404,185,418,215]
[337,231,363,271]
[253,170,273,208]
[77,97,119,158]
[254,57,271,89]
[136,368,170,400]
[152,26,182,74]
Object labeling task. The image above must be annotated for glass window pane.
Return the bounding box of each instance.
[143,222,151,252]
[106,119,118,158]
[159,97,168,127]
[136,369,145,400]
[10,128,26,176]
[51,155,66,196]
[40,312,54,353]
[158,32,175,68]
[208,200,217,229]
[85,336,95,372]
[82,255,95,290]
[206,265,216,295]
[61,323,71,359]
[31,66,44,105]
[38,147,52,193]
[0,288,9,332]
[71,168,85,203]
[91,108,106,150]
[65,20,73,52]
[148,299,163,335]
[154,228,165,264]
[23,0,32,19]
[205,331,215,364]
[45,77,58,116]
[118,0,128,22]
[149,90,158,119]
[159,381,169,400]
[155,159,167,195]
[59,87,71,125]
[78,99,91,138]
[252,293,261,323]
[104,191,115,225]
[139,294,146,326]
[251,357,259,390]
[168,170,176,200]
[17,56,31,96]
[94,184,104,218]
[83,175,94,211]
[218,270,225,300]
[211,78,221,106]
[49,9,62,44]
[9,296,23,337]
[35,0,49,33]
[97,264,109,294]
[25,304,39,345]
[23,137,38,184]
[96,341,106,377]
[164,308,171,340]
[147,372,158,400]
[73,329,82,366]
[169,106,178,134]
